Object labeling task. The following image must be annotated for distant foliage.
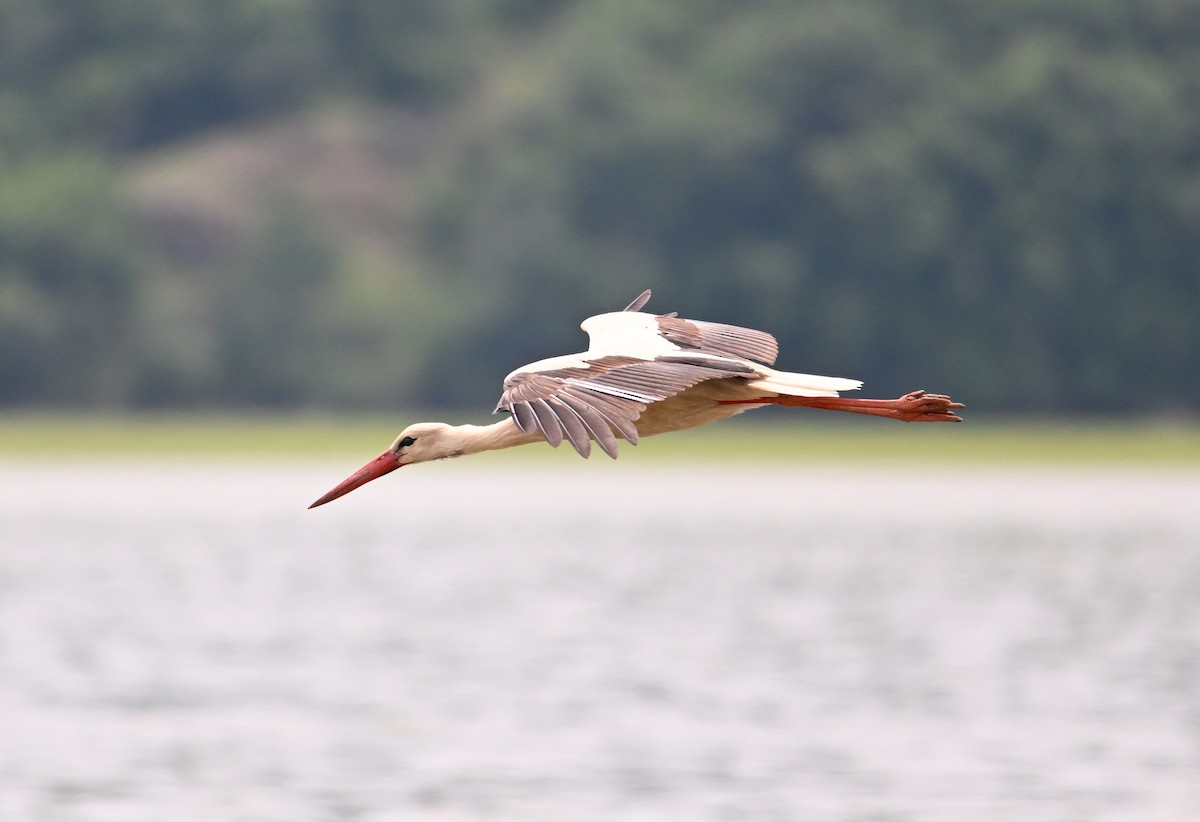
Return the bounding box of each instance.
[1,0,1198,413]
[0,0,486,151]
[425,0,1200,413]
[0,156,142,405]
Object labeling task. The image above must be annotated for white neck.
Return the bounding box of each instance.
[442,419,542,457]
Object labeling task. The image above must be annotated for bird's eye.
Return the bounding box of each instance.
[398,436,416,448]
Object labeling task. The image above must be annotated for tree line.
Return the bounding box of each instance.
[2,0,1198,415]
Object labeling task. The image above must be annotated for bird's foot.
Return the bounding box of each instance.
[892,390,965,422]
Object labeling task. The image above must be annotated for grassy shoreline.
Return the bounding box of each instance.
[2,412,1199,466]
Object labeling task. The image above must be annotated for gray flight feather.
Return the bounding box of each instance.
[622,290,652,312]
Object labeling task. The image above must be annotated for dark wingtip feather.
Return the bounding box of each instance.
[512,402,537,434]
[529,399,565,447]
[551,399,594,458]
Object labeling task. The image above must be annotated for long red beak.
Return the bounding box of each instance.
[308,450,402,508]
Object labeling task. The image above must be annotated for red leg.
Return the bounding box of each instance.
[720,390,964,422]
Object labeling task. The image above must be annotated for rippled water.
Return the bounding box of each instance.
[1,460,1198,821]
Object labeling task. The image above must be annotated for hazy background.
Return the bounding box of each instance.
[2,0,1198,416]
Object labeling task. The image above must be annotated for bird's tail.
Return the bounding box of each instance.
[745,367,862,398]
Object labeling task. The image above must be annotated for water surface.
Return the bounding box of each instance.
[1,462,1198,821]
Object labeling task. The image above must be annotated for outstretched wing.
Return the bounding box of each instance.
[601,290,779,365]
[496,354,759,459]
[498,291,780,458]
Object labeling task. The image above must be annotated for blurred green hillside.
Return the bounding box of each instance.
[2,0,1198,415]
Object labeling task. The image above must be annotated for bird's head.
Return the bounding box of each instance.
[308,422,455,508]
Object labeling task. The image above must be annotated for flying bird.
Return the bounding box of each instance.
[310,290,963,507]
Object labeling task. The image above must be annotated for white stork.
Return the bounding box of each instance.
[309,290,962,507]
